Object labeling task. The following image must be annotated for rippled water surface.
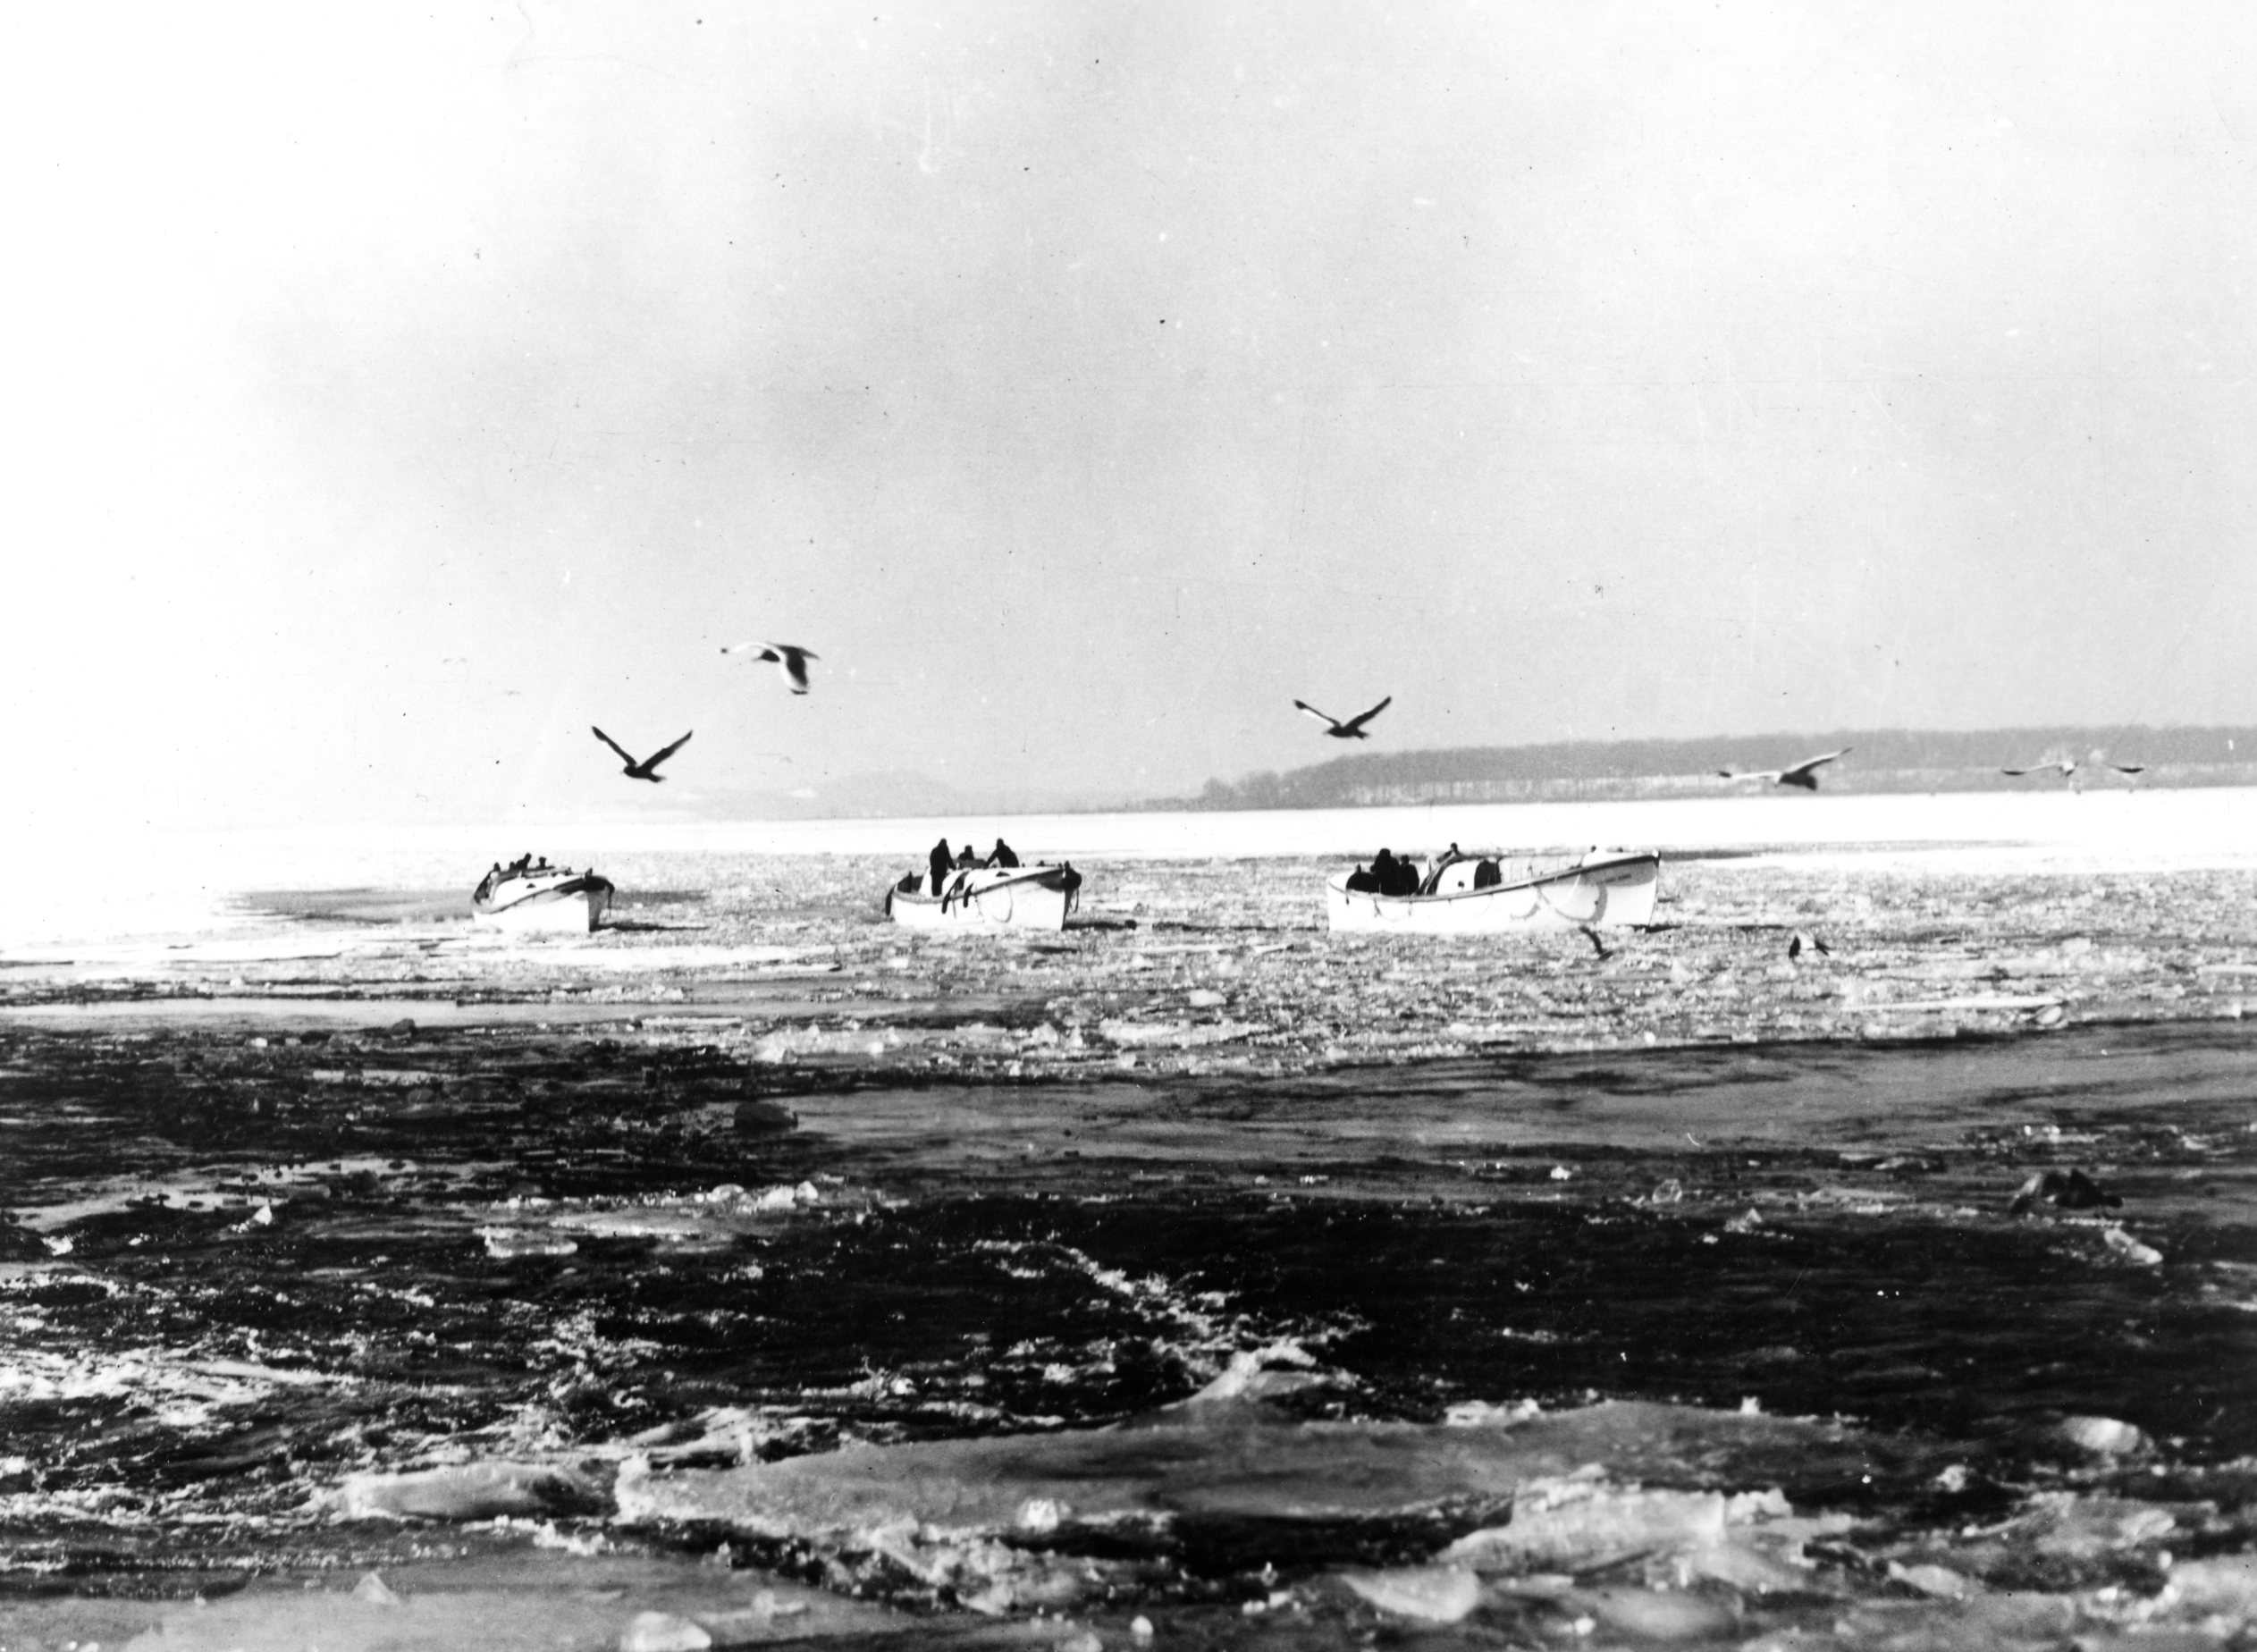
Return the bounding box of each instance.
[7,826,2257,1648]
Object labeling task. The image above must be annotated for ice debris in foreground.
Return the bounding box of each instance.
[611,1386,1900,1622]
[594,1374,2257,1644]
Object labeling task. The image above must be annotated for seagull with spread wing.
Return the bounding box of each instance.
[1294,695,1392,739]
[592,726,692,783]
[2002,752,2144,786]
[1716,747,1850,790]
[723,641,819,695]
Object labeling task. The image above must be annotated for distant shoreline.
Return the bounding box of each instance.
[1144,762,2257,811]
[1148,723,2257,813]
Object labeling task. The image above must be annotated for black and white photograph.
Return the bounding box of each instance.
[10,5,2257,1648]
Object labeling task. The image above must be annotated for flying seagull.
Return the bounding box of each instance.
[723,641,819,695]
[592,726,692,782]
[1294,695,1392,739]
[2003,754,2144,784]
[1715,748,1850,790]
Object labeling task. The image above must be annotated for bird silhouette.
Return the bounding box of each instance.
[2003,752,2144,786]
[592,726,692,782]
[723,641,819,695]
[1716,748,1850,790]
[1787,930,1832,961]
[1294,695,1392,739]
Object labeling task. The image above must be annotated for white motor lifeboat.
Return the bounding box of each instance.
[472,860,615,932]
[885,862,1083,931]
[1326,849,1660,934]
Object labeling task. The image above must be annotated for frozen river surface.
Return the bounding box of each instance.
[6,800,2257,1648]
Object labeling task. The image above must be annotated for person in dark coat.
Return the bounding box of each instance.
[1473,859,1503,888]
[955,843,980,869]
[987,839,1020,868]
[1373,848,1418,897]
[1344,863,1378,893]
[929,839,953,897]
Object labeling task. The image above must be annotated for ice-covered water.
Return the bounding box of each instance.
[14,786,2257,950]
[6,797,2257,1648]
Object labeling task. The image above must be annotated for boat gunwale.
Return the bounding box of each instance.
[887,864,1079,907]
[474,872,615,915]
[1326,851,1661,907]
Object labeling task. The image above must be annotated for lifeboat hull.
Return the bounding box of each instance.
[472,871,615,933]
[1326,853,1660,934]
[886,865,1082,931]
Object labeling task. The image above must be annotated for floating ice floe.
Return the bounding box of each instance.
[84,1554,891,1652]
[478,1180,841,1257]
[2101,1226,2165,1267]
[1098,1017,1260,1048]
[1339,1564,1481,1622]
[752,1025,927,1062]
[326,1460,604,1521]
[613,1393,1904,1615]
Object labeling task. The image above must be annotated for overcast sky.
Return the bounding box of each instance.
[10,3,2257,829]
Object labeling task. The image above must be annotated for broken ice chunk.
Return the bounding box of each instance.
[1887,1559,1977,1599]
[2058,1415,2147,1457]
[327,1461,603,1521]
[350,1571,401,1605]
[1579,1584,1740,1640]
[2101,1227,2163,1268]
[1338,1564,1480,1622]
[1443,1484,1729,1572]
[619,1611,712,1651]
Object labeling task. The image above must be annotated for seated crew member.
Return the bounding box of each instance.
[1473,858,1503,889]
[987,838,1020,868]
[1370,848,1398,891]
[955,843,980,869]
[1344,863,1379,893]
[929,838,954,897]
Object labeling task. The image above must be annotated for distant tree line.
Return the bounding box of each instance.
[1163,726,2257,811]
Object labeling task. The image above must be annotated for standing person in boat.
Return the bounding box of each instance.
[1372,847,1418,897]
[928,839,954,897]
[1419,843,1466,896]
[987,838,1020,868]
